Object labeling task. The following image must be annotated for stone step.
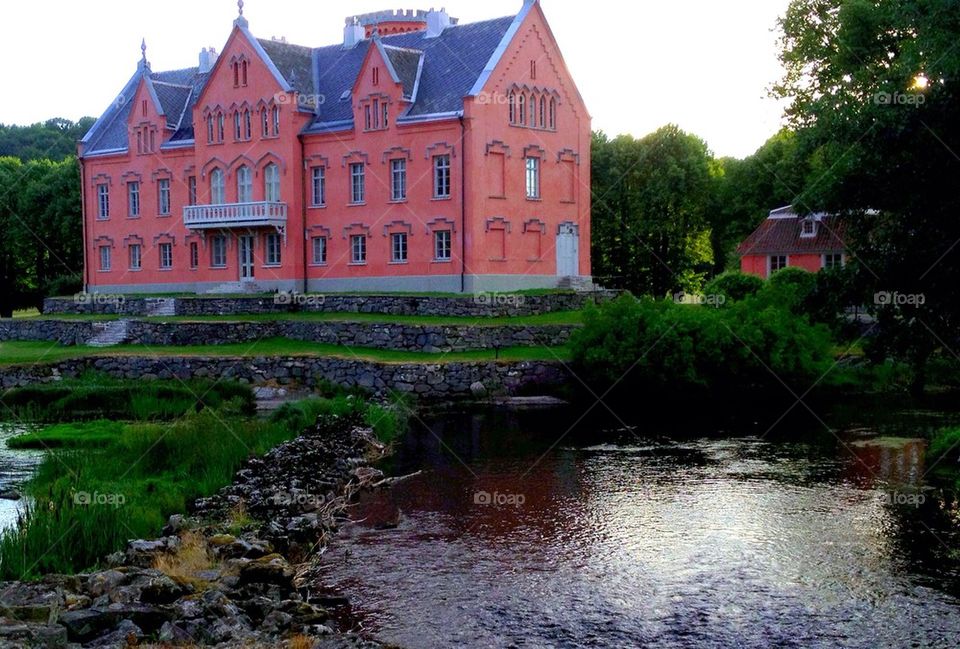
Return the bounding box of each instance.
[86,320,131,347]
[144,298,175,317]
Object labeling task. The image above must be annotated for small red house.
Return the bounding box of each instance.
[737,206,848,279]
[79,0,592,295]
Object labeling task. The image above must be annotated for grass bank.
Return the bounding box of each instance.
[0,394,406,580]
[0,339,571,366]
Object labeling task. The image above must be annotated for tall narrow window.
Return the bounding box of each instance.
[241,60,248,86]
[237,166,252,203]
[243,110,252,140]
[234,111,242,141]
[261,109,270,137]
[518,94,526,125]
[383,102,389,128]
[391,232,408,263]
[210,169,225,204]
[351,234,366,264]
[159,242,173,269]
[433,154,451,199]
[189,241,199,269]
[530,60,537,79]
[372,67,380,86]
[157,178,170,215]
[271,106,280,136]
[264,164,280,202]
[373,99,380,128]
[434,230,451,261]
[508,92,516,124]
[97,184,110,219]
[217,112,225,142]
[129,243,142,270]
[312,236,327,265]
[207,115,215,143]
[525,157,541,199]
[549,98,557,130]
[265,233,281,266]
[364,105,372,131]
[127,182,140,217]
[99,245,111,271]
[350,163,365,204]
[390,158,407,201]
[211,235,227,267]
[528,94,537,127]
[539,96,547,128]
[311,166,326,206]
[188,176,197,205]
[233,61,240,87]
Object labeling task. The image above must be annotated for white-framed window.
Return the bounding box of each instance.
[801,219,818,238]
[391,232,408,263]
[157,179,170,216]
[237,166,253,203]
[769,255,788,274]
[97,184,109,219]
[127,181,140,217]
[265,233,281,266]
[272,106,280,136]
[391,158,407,201]
[350,163,365,204]
[261,109,270,138]
[311,166,326,206]
[189,241,199,269]
[433,154,451,199]
[525,157,541,199]
[211,235,227,268]
[312,236,327,265]
[823,253,844,270]
[159,242,173,269]
[210,169,225,204]
[434,229,452,261]
[129,243,142,270]
[234,111,242,141]
[264,163,280,202]
[244,109,252,140]
[351,234,366,264]
[188,176,197,206]
[98,245,111,271]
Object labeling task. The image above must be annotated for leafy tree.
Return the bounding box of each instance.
[704,271,765,303]
[775,0,960,394]
[0,117,95,162]
[591,126,716,296]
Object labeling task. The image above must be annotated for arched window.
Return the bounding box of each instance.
[549,98,557,130]
[528,94,537,127]
[508,91,516,124]
[210,168,225,204]
[539,96,547,129]
[206,115,214,143]
[234,111,242,141]
[233,62,239,87]
[216,112,224,142]
[518,94,526,126]
[264,163,280,202]
[243,110,252,140]
[241,60,248,86]
[271,106,280,136]
[236,166,252,203]
[261,109,269,137]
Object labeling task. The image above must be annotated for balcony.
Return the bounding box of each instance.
[183,202,288,230]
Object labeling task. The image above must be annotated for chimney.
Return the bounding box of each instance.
[343,17,366,49]
[199,47,218,74]
[425,7,451,38]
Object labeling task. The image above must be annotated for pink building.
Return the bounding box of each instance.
[79,1,592,294]
[738,206,848,279]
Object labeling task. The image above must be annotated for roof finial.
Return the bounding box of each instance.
[238,0,244,16]
[234,0,249,27]
[141,38,147,62]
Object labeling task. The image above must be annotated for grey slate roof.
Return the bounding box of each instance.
[83,12,518,154]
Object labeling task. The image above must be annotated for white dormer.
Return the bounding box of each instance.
[800,217,818,238]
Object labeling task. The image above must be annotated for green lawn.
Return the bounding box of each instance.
[28,310,584,327]
[0,339,571,366]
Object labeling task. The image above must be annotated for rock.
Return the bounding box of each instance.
[235,554,295,588]
[470,381,488,397]
[0,489,22,501]
[59,603,172,641]
[85,619,143,648]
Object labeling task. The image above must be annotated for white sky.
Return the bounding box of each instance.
[0,0,791,159]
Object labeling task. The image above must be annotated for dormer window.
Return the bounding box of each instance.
[801,218,818,238]
[361,96,389,131]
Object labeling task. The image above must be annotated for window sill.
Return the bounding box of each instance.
[97,269,112,273]
[348,262,367,267]
[526,197,542,202]
[263,264,282,269]
[308,204,327,210]
[127,215,141,219]
[96,217,110,221]
[211,265,228,270]
[488,195,507,200]
[348,202,366,207]
[309,262,328,267]
[432,196,452,202]
[128,268,142,272]
[159,268,173,272]
[432,259,452,264]
[389,261,408,266]
[388,199,408,204]
[158,214,171,218]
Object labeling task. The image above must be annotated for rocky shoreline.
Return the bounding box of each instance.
[0,413,394,648]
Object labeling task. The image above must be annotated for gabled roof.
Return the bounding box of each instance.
[737,207,849,256]
[83,9,521,154]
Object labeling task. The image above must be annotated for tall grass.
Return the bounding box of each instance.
[0,395,406,580]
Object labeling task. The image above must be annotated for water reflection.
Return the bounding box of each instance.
[318,407,960,648]
[0,423,43,531]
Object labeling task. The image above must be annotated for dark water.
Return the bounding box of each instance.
[317,404,960,648]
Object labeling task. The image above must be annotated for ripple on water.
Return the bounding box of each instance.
[0,423,45,532]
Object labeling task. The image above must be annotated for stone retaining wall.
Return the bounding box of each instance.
[0,319,575,352]
[0,356,570,399]
[43,291,619,317]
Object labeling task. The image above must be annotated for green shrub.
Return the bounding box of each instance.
[7,420,126,449]
[929,427,960,466]
[570,294,835,402]
[703,271,764,303]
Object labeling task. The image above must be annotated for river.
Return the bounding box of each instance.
[317,404,960,648]
[0,423,44,531]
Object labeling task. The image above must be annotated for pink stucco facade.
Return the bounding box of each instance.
[79,1,591,294]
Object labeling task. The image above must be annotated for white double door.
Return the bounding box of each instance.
[556,223,579,277]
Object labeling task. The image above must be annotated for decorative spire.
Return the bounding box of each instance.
[141,38,147,62]
[234,0,249,28]
[238,0,244,16]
